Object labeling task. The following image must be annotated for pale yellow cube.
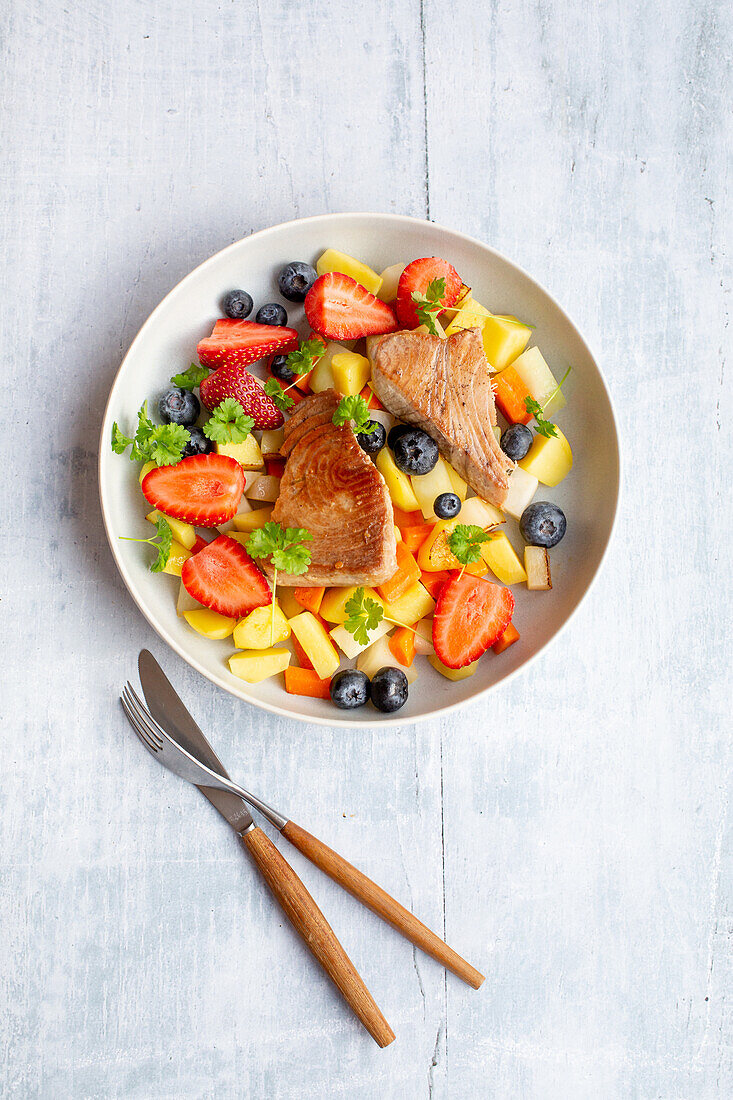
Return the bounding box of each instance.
[331,351,372,396]
[511,347,566,418]
[184,608,238,640]
[410,457,455,520]
[316,249,382,295]
[231,505,274,533]
[216,436,263,470]
[519,427,573,487]
[177,581,202,617]
[289,611,340,679]
[428,654,480,680]
[277,588,305,619]
[139,460,155,485]
[382,582,435,626]
[228,648,291,683]
[377,263,406,302]
[260,428,284,456]
[480,532,527,585]
[146,509,197,550]
[445,463,468,501]
[457,496,505,528]
[501,466,539,521]
[162,540,192,577]
[320,586,383,624]
[233,603,290,649]
[480,314,532,371]
[376,448,420,511]
[329,619,392,660]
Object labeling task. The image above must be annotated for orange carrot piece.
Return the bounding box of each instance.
[419,569,453,598]
[493,366,532,424]
[291,634,315,670]
[401,522,436,554]
[492,621,520,654]
[392,507,424,529]
[389,627,416,667]
[284,666,332,700]
[294,369,313,393]
[293,586,325,614]
[377,542,421,603]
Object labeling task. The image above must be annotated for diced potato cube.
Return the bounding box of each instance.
[231,505,274,533]
[228,648,290,683]
[288,612,340,679]
[511,347,566,418]
[139,460,155,485]
[519,426,573,487]
[455,496,505,529]
[480,314,532,372]
[501,467,539,521]
[277,587,305,619]
[445,463,468,501]
[377,263,406,302]
[260,428,284,456]
[480,531,527,585]
[233,602,291,648]
[316,249,382,295]
[320,586,383,624]
[413,617,435,656]
[382,582,435,626]
[357,635,418,684]
[216,436,263,470]
[217,494,252,535]
[410,457,455,520]
[245,475,281,503]
[162,540,192,577]
[376,449,420,511]
[184,608,238,639]
[331,351,372,396]
[443,308,486,337]
[428,654,480,680]
[524,546,552,591]
[177,581,202,617]
[146,509,197,551]
[329,618,391,660]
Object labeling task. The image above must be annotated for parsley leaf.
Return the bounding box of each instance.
[246,522,313,576]
[171,363,210,390]
[524,396,558,439]
[447,524,495,565]
[411,277,447,336]
[111,401,190,466]
[332,394,379,436]
[119,516,173,573]
[343,587,385,646]
[285,337,325,376]
[111,422,134,454]
[263,378,295,412]
[202,398,255,443]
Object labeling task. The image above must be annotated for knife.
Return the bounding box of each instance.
[139,649,484,990]
[137,651,394,1047]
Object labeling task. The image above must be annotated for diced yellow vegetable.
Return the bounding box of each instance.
[231,505,274,532]
[443,308,485,337]
[428,654,480,680]
[410,457,455,520]
[233,603,290,648]
[146,509,197,550]
[394,525,402,543]
[139,460,155,485]
[245,475,280,503]
[216,436,263,470]
[382,582,435,626]
[376,448,420,511]
[480,314,532,372]
[162,540,192,577]
[320,586,383,624]
[457,496,505,528]
[413,617,435,656]
[176,581,202,617]
[445,463,468,501]
[501,467,539,521]
[519,426,573,487]
[524,546,552,591]
[377,263,405,302]
[288,611,340,679]
[228,648,290,683]
[511,347,566,417]
[260,428,284,456]
[357,634,418,684]
[277,588,305,619]
[184,608,238,640]
[316,249,382,296]
[331,351,372,396]
[417,519,488,575]
[480,531,527,584]
[308,339,352,392]
[329,619,391,660]
[218,494,253,534]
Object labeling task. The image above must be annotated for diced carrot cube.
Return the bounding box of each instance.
[392,507,424,529]
[293,586,325,614]
[284,666,332,699]
[493,366,532,424]
[492,621,520,654]
[388,627,416,667]
[377,542,421,603]
[401,523,436,554]
[419,569,453,598]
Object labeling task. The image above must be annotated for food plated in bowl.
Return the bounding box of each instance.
[99,213,619,726]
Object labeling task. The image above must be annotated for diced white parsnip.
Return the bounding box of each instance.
[445,463,468,501]
[245,475,281,503]
[329,618,392,660]
[413,618,435,656]
[501,466,539,521]
[357,635,419,684]
[377,263,406,302]
[177,581,202,617]
[511,347,566,418]
[394,525,402,542]
[524,546,552,590]
[457,496,505,528]
[493,425,502,443]
[366,408,394,434]
[260,428,284,456]
[411,457,455,520]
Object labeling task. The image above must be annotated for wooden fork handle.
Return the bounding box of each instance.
[281,820,484,990]
[241,826,395,1047]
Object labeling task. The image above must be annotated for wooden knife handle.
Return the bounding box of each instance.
[241,826,395,1047]
[281,820,484,990]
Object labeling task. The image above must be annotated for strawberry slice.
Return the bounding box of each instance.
[304,272,398,340]
[200,363,284,428]
[197,319,299,370]
[141,454,244,528]
[395,257,462,329]
[181,534,271,617]
[432,572,515,668]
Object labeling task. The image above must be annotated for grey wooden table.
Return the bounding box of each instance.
[2,1,730,1097]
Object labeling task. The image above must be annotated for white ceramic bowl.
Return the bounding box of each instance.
[99,213,619,727]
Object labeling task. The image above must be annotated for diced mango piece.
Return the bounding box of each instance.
[377,263,405,302]
[511,347,566,418]
[139,460,155,485]
[376,448,420,511]
[162,540,192,577]
[231,505,274,532]
[146,509,197,551]
[276,587,306,619]
[233,603,290,649]
[502,467,539,521]
[428,654,480,680]
[357,635,418,684]
[288,611,340,679]
[184,608,238,640]
[480,314,532,372]
[316,249,382,296]
[519,426,572,487]
[320,586,383,624]
[443,308,486,337]
[480,531,527,585]
[524,546,552,591]
[177,581,202,617]
[382,582,435,626]
[445,463,468,501]
[417,519,488,576]
[228,648,290,683]
[331,351,372,396]
[216,436,263,470]
[330,619,392,660]
[410,457,455,520]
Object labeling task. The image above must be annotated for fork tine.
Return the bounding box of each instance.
[120,693,161,754]
[123,684,165,748]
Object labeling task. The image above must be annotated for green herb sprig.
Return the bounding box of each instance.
[202,398,254,444]
[411,277,447,337]
[118,516,173,573]
[332,395,379,436]
[170,363,210,390]
[524,365,572,438]
[263,378,296,412]
[343,587,418,647]
[111,402,190,467]
[447,524,495,569]
[246,522,313,643]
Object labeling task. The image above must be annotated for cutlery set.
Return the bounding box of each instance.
[121,649,483,1046]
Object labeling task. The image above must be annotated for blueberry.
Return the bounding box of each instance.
[182,427,213,457]
[330,669,370,710]
[434,492,461,519]
[270,354,296,383]
[256,302,288,326]
[500,423,533,461]
[387,424,413,451]
[158,387,200,427]
[221,289,253,320]
[357,422,386,455]
[392,429,439,475]
[520,501,567,548]
[278,261,318,302]
[370,667,409,713]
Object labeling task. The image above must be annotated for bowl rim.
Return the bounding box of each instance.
[99,211,621,728]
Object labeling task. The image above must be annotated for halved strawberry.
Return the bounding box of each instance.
[304,273,398,340]
[395,257,462,329]
[181,534,271,617]
[197,319,299,370]
[432,572,515,668]
[200,363,284,428]
[141,454,244,528]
